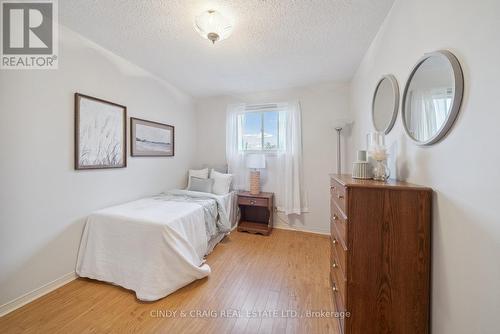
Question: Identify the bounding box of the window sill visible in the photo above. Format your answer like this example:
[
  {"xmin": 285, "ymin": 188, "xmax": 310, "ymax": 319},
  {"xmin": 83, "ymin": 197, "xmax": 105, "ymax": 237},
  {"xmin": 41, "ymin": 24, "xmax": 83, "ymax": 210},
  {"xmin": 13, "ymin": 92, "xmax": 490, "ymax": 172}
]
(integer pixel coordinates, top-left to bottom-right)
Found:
[{"xmin": 239, "ymin": 150, "xmax": 279, "ymax": 157}]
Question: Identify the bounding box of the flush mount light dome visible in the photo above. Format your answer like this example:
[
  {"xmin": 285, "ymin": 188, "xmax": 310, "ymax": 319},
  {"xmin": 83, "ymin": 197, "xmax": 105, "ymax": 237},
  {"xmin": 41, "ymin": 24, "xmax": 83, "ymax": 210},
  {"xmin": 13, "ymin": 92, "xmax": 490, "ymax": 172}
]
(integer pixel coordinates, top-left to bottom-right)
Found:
[{"xmin": 194, "ymin": 10, "xmax": 233, "ymax": 44}]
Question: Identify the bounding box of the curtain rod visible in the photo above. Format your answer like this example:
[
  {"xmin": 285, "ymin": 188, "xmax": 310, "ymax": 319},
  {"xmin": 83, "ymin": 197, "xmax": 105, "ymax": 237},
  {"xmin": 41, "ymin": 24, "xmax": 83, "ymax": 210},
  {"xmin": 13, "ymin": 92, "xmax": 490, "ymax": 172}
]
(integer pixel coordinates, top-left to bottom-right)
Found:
[{"xmin": 244, "ymin": 103, "xmax": 279, "ymax": 111}]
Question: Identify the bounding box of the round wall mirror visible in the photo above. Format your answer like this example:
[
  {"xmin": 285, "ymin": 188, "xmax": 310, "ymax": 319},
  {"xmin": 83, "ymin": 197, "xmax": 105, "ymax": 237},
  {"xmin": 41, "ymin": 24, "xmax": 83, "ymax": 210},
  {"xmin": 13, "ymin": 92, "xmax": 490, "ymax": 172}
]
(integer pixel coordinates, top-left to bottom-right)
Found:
[
  {"xmin": 402, "ymin": 50, "xmax": 464, "ymax": 145},
  {"xmin": 372, "ymin": 75, "xmax": 399, "ymax": 134}
]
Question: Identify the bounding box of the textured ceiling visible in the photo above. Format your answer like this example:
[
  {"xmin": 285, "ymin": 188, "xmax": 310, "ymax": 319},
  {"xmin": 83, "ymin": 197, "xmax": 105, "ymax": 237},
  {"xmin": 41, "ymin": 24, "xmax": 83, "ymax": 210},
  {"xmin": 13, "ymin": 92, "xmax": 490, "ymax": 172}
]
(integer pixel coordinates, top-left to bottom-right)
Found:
[{"xmin": 60, "ymin": 0, "xmax": 394, "ymax": 97}]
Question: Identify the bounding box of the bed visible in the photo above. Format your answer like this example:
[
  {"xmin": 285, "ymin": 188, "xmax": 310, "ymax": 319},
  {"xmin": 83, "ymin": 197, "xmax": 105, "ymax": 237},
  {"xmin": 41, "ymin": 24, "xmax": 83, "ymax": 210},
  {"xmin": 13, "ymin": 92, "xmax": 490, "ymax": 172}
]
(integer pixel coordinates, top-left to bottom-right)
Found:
[{"xmin": 76, "ymin": 189, "xmax": 237, "ymax": 301}]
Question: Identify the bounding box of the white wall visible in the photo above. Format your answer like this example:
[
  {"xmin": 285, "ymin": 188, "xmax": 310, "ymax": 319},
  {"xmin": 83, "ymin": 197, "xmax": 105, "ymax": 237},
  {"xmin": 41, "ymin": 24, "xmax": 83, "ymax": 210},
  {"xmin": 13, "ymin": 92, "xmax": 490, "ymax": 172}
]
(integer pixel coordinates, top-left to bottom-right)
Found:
[
  {"xmin": 350, "ymin": 0, "xmax": 500, "ymax": 333},
  {"xmin": 195, "ymin": 82, "xmax": 351, "ymax": 234},
  {"xmin": 0, "ymin": 26, "xmax": 196, "ymax": 310}
]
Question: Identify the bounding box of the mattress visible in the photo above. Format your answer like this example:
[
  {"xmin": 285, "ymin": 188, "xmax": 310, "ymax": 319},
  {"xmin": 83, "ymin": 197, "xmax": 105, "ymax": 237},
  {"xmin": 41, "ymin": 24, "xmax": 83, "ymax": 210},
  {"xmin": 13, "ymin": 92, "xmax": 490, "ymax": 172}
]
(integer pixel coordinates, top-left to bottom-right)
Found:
[{"xmin": 76, "ymin": 190, "xmax": 236, "ymax": 301}]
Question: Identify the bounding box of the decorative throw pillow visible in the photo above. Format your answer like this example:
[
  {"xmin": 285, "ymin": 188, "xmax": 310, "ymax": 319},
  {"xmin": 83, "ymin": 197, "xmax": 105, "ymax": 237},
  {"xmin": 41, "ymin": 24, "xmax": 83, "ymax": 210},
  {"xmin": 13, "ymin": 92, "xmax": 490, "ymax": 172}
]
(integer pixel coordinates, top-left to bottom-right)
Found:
[
  {"xmin": 187, "ymin": 168, "xmax": 209, "ymax": 188},
  {"xmin": 188, "ymin": 177, "xmax": 214, "ymax": 193},
  {"xmin": 210, "ymin": 169, "xmax": 233, "ymax": 195}
]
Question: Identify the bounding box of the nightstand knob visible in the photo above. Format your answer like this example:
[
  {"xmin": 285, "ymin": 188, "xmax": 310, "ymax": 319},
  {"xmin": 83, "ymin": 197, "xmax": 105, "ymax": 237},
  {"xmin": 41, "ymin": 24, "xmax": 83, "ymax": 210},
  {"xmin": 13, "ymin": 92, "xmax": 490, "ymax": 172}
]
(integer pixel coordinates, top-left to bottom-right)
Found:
[
  {"xmin": 332, "ymin": 285, "xmax": 338, "ymax": 292},
  {"xmin": 250, "ymin": 200, "xmax": 256, "ymax": 205},
  {"xmin": 332, "ymin": 262, "xmax": 338, "ymax": 268},
  {"xmin": 337, "ymin": 194, "xmax": 344, "ymax": 200},
  {"xmin": 332, "ymin": 238, "xmax": 337, "ymax": 245},
  {"xmin": 332, "ymin": 214, "xmax": 338, "ymax": 221}
]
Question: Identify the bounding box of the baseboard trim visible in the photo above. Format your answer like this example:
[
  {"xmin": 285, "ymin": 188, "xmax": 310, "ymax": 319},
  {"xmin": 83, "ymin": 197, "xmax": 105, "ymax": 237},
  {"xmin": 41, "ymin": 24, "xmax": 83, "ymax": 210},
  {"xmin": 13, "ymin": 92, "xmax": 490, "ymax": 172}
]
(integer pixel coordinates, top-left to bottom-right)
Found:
[
  {"xmin": 0, "ymin": 271, "xmax": 77, "ymax": 317},
  {"xmin": 273, "ymin": 221, "xmax": 330, "ymax": 236}
]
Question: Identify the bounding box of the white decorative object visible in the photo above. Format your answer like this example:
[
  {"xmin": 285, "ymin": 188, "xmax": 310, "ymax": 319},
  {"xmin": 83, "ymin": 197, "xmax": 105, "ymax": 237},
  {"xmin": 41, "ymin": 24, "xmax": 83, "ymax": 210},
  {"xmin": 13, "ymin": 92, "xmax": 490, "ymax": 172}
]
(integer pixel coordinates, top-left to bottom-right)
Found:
[
  {"xmin": 194, "ymin": 10, "xmax": 233, "ymax": 44},
  {"xmin": 246, "ymin": 154, "xmax": 266, "ymax": 195},
  {"xmin": 370, "ymin": 148, "xmax": 388, "ymax": 161},
  {"xmin": 356, "ymin": 150, "xmax": 367, "ymax": 161},
  {"xmin": 352, "ymin": 162, "xmax": 370, "ymax": 179},
  {"xmin": 367, "ymin": 132, "xmax": 391, "ymax": 181},
  {"xmin": 352, "ymin": 150, "xmax": 371, "ymax": 179},
  {"xmin": 367, "ymin": 132, "xmax": 386, "ymax": 153}
]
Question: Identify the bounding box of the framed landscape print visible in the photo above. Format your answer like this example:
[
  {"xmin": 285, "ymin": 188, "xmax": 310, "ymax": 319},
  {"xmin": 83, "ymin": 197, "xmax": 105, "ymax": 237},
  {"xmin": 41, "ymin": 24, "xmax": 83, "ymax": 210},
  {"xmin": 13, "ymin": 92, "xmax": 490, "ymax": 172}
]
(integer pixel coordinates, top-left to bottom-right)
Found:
[
  {"xmin": 74, "ymin": 93, "xmax": 127, "ymax": 170},
  {"xmin": 130, "ymin": 118, "xmax": 175, "ymax": 157}
]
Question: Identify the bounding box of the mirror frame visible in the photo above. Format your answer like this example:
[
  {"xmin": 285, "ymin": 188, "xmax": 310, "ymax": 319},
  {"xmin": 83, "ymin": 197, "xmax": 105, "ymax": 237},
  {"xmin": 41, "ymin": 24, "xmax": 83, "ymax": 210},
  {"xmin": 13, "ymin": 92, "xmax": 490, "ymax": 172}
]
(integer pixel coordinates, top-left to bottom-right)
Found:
[
  {"xmin": 402, "ymin": 50, "xmax": 464, "ymax": 146},
  {"xmin": 371, "ymin": 74, "xmax": 400, "ymax": 134}
]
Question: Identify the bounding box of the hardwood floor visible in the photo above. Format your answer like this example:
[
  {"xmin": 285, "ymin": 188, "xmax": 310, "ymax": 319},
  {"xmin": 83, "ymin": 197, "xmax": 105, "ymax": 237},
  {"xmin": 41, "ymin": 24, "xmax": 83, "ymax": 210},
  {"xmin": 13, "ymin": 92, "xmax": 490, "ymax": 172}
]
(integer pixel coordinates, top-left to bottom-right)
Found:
[{"xmin": 0, "ymin": 229, "xmax": 339, "ymax": 334}]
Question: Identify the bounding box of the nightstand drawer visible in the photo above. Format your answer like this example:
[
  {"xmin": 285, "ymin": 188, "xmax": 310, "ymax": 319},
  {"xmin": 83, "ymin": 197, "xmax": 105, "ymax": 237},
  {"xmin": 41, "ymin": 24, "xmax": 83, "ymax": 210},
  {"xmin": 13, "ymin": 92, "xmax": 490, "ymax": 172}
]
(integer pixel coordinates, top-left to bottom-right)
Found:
[{"xmin": 238, "ymin": 196, "xmax": 268, "ymax": 207}]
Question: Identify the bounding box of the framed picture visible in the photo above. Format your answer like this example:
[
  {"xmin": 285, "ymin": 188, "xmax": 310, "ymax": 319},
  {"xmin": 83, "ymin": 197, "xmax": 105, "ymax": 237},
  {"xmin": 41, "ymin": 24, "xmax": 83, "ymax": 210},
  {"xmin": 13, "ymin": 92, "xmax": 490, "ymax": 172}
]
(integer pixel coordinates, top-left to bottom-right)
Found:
[
  {"xmin": 74, "ymin": 93, "xmax": 127, "ymax": 170},
  {"xmin": 130, "ymin": 118, "xmax": 175, "ymax": 157}
]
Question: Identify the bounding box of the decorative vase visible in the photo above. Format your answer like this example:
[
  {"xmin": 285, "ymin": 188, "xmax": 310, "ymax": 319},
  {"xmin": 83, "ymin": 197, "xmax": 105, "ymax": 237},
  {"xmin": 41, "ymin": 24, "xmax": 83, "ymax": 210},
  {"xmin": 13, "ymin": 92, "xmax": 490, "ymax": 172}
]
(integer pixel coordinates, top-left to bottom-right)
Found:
[
  {"xmin": 352, "ymin": 161, "xmax": 370, "ymax": 179},
  {"xmin": 373, "ymin": 160, "xmax": 390, "ymax": 181},
  {"xmin": 352, "ymin": 150, "xmax": 371, "ymax": 179}
]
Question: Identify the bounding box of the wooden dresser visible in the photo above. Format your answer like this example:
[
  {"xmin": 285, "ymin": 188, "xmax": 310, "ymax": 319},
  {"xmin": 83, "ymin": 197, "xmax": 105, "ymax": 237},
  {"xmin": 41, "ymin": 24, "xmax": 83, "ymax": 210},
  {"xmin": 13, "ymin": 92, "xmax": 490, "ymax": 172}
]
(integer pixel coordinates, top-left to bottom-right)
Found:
[{"xmin": 329, "ymin": 174, "xmax": 432, "ymax": 334}]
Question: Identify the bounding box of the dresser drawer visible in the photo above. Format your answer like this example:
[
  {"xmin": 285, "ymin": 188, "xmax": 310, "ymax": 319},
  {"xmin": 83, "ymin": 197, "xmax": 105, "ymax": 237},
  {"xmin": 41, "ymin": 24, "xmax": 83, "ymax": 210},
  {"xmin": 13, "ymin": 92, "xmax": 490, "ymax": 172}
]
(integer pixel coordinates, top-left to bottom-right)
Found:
[
  {"xmin": 331, "ymin": 254, "xmax": 346, "ymax": 305},
  {"xmin": 330, "ymin": 218, "xmax": 335, "ymax": 238},
  {"xmin": 330, "ymin": 179, "xmax": 347, "ymax": 216},
  {"xmin": 331, "ymin": 227, "xmax": 347, "ymax": 278},
  {"xmin": 333, "ymin": 292, "xmax": 346, "ymax": 334},
  {"xmin": 331, "ymin": 267, "xmax": 347, "ymax": 333},
  {"xmin": 238, "ymin": 196, "xmax": 268, "ymax": 207},
  {"xmin": 335, "ymin": 296, "xmax": 346, "ymax": 334},
  {"xmin": 331, "ymin": 203, "xmax": 348, "ymax": 248}
]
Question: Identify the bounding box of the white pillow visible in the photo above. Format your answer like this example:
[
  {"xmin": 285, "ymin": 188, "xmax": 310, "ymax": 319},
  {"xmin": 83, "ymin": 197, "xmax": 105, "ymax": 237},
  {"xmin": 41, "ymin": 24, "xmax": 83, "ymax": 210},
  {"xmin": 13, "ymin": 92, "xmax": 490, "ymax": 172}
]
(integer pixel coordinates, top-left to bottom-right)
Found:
[
  {"xmin": 210, "ymin": 169, "xmax": 233, "ymax": 195},
  {"xmin": 187, "ymin": 168, "xmax": 209, "ymax": 188}
]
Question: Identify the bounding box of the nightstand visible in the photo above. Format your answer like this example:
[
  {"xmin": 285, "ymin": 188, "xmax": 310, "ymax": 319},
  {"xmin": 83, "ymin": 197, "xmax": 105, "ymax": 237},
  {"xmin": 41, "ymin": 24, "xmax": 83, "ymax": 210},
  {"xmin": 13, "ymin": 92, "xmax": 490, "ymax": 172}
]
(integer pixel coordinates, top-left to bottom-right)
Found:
[{"xmin": 237, "ymin": 191, "xmax": 274, "ymax": 236}]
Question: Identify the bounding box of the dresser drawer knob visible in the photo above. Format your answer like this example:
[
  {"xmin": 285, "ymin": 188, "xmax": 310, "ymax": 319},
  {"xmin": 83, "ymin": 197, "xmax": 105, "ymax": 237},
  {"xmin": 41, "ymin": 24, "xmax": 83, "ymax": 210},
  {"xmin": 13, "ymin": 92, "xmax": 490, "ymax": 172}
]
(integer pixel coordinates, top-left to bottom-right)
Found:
[
  {"xmin": 332, "ymin": 214, "xmax": 338, "ymax": 221},
  {"xmin": 250, "ymin": 200, "xmax": 256, "ymax": 205},
  {"xmin": 337, "ymin": 194, "xmax": 344, "ymax": 200},
  {"xmin": 332, "ymin": 262, "xmax": 338, "ymax": 268},
  {"xmin": 332, "ymin": 238, "xmax": 337, "ymax": 245},
  {"xmin": 332, "ymin": 284, "xmax": 338, "ymax": 292}
]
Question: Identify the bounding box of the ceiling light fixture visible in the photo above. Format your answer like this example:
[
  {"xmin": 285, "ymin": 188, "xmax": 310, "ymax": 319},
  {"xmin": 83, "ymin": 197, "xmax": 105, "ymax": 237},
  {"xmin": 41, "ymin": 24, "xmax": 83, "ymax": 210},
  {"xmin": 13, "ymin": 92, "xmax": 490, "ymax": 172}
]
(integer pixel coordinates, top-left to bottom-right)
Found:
[{"xmin": 194, "ymin": 10, "xmax": 233, "ymax": 44}]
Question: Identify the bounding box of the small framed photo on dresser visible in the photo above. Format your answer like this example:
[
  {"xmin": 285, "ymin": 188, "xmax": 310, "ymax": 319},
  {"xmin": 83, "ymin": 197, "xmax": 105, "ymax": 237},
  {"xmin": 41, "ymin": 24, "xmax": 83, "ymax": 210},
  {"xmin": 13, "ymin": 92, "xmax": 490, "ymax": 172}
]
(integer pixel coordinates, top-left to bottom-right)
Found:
[{"xmin": 130, "ymin": 118, "xmax": 175, "ymax": 157}]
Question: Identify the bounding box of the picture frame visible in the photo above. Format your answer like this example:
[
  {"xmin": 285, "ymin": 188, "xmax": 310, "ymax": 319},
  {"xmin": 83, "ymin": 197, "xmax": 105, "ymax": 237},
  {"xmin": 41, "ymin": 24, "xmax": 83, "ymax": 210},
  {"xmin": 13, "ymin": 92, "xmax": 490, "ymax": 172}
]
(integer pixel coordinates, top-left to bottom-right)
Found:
[
  {"xmin": 74, "ymin": 93, "xmax": 127, "ymax": 170},
  {"xmin": 130, "ymin": 117, "xmax": 175, "ymax": 157}
]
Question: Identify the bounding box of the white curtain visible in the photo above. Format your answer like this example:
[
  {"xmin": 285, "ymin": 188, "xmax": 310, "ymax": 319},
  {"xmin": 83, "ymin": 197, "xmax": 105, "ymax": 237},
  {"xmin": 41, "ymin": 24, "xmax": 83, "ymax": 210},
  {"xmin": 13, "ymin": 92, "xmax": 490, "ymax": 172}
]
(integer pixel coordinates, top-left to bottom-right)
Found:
[
  {"xmin": 225, "ymin": 101, "xmax": 307, "ymax": 215},
  {"xmin": 408, "ymin": 88, "xmax": 451, "ymax": 141},
  {"xmin": 226, "ymin": 103, "xmax": 247, "ymax": 190},
  {"xmin": 276, "ymin": 101, "xmax": 308, "ymax": 215}
]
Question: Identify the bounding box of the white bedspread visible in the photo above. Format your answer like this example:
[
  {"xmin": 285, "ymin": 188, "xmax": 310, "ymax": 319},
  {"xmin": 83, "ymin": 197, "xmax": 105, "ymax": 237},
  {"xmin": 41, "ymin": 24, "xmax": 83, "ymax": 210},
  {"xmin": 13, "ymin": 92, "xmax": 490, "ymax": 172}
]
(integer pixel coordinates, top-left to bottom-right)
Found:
[{"xmin": 76, "ymin": 191, "xmax": 233, "ymax": 301}]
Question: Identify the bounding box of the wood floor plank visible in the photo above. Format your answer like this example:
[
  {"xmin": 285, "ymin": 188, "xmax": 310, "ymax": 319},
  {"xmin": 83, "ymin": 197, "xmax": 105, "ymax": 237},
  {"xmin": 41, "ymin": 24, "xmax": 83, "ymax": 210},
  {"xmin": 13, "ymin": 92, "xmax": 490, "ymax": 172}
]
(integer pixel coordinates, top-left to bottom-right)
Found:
[{"xmin": 0, "ymin": 229, "xmax": 338, "ymax": 334}]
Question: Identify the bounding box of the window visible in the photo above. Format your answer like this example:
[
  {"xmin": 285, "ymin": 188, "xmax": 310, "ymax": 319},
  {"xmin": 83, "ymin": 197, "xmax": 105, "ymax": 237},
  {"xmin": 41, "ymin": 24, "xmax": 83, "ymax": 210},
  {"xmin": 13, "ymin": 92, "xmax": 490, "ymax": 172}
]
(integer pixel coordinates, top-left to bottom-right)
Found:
[{"xmin": 238, "ymin": 110, "xmax": 280, "ymax": 151}]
